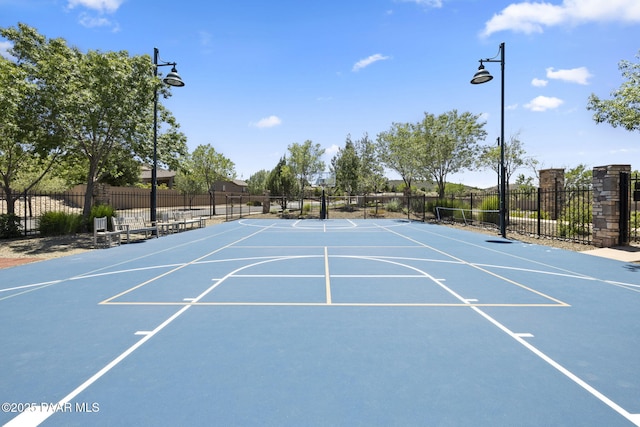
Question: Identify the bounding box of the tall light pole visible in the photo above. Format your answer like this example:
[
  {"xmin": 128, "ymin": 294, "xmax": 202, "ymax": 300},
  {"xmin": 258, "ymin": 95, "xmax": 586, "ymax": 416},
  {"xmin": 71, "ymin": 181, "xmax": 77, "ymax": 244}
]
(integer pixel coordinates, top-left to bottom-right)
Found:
[
  {"xmin": 471, "ymin": 42, "xmax": 506, "ymax": 238},
  {"xmin": 152, "ymin": 47, "xmax": 185, "ymax": 223}
]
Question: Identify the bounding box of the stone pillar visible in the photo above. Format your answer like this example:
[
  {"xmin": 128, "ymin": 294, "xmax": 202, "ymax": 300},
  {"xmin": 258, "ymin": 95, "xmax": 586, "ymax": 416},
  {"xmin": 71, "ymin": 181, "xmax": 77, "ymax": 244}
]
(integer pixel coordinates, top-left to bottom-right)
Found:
[
  {"xmin": 262, "ymin": 190, "xmax": 271, "ymax": 214},
  {"xmin": 93, "ymin": 183, "xmax": 111, "ymax": 206},
  {"xmin": 592, "ymin": 164, "xmax": 631, "ymax": 248},
  {"xmin": 539, "ymin": 169, "xmax": 564, "ymax": 220}
]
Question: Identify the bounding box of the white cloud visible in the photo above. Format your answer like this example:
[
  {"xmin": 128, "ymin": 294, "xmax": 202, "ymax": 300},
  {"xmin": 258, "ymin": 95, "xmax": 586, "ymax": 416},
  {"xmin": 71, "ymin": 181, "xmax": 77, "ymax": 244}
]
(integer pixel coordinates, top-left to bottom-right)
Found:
[
  {"xmin": 79, "ymin": 13, "xmax": 113, "ymax": 28},
  {"xmin": 325, "ymin": 144, "xmax": 340, "ymax": 156},
  {"xmin": 352, "ymin": 54, "xmax": 390, "ymax": 72},
  {"xmin": 481, "ymin": 0, "xmax": 640, "ymax": 37},
  {"xmin": 395, "ymin": 0, "xmax": 443, "ymax": 8},
  {"xmin": 199, "ymin": 31, "xmax": 213, "ymax": 48},
  {"xmin": 0, "ymin": 41, "xmax": 14, "ymax": 60},
  {"xmin": 546, "ymin": 66, "xmax": 592, "ymax": 85},
  {"xmin": 251, "ymin": 115, "xmax": 282, "ymax": 129},
  {"xmin": 531, "ymin": 78, "xmax": 548, "ymax": 87},
  {"xmin": 524, "ymin": 96, "xmax": 564, "ymax": 112},
  {"xmin": 67, "ymin": 0, "xmax": 124, "ymax": 13}
]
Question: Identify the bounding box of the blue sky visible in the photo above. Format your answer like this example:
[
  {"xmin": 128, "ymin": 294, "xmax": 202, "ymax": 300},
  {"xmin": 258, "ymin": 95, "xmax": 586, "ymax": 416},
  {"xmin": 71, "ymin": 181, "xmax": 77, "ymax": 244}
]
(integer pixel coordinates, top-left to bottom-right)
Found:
[{"xmin": 1, "ymin": 0, "xmax": 639, "ymax": 188}]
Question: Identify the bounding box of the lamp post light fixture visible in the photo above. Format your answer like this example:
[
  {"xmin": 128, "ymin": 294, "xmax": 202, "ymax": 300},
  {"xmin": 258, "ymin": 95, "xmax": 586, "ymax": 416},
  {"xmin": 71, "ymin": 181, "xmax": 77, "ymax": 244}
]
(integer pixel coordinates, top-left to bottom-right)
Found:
[
  {"xmin": 151, "ymin": 47, "xmax": 185, "ymax": 224},
  {"xmin": 471, "ymin": 42, "xmax": 506, "ymax": 238}
]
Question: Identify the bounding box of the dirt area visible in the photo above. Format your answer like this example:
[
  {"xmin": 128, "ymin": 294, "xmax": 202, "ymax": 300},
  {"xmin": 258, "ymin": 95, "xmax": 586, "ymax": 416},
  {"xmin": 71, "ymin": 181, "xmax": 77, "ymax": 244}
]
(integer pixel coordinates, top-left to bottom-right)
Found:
[{"xmin": 0, "ymin": 215, "xmax": 597, "ymax": 269}]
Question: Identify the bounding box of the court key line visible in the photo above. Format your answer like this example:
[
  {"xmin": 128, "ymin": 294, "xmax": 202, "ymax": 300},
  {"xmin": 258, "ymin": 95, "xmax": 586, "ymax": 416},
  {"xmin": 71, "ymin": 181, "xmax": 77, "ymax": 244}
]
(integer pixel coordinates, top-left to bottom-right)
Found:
[
  {"xmin": 101, "ymin": 253, "xmax": 566, "ymax": 308},
  {"xmin": 379, "ymin": 224, "xmax": 569, "ymax": 307}
]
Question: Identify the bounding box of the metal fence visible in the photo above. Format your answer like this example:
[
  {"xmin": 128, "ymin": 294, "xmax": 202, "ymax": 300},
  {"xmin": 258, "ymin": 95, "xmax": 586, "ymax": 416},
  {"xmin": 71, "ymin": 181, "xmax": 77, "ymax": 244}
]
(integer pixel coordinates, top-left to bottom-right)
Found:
[
  {"xmin": 0, "ymin": 189, "xmax": 219, "ymax": 235},
  {"xmin": 439, "ymin": 186, "xmax": 593, "ymax": 245},
  {"xmin": 225, "ymin": 194, "xmax": 429, "ymax": 222},
  {"xmin": 2, "ymin": 183, "xmax": 636, "ymax": 245},
  {"xmin": 227, "ymin": 188, "xmax": 596, "ymax": 245}
]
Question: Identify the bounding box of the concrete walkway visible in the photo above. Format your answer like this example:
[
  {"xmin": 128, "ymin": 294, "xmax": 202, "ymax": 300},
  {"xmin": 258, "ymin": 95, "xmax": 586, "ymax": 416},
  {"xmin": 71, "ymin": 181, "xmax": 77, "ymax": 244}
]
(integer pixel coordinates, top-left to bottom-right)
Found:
[{"xmin": 582, "ymin": 245, "xmax": 640, "ymax": 263}]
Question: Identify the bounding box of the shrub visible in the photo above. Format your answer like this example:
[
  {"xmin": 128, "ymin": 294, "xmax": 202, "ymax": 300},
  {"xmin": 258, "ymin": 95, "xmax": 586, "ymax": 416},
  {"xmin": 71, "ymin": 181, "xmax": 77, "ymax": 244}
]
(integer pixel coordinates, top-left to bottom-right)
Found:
[
  {"xmin": 39, "ymin": 211, "xmax": 83, "ymax": 236},
  {"xmin": 89, "ymin": 204, "xmax": 116, "ymax": 232},
  {"xmin": 302, "ymin": 203, "xmax": 311, "ymax": 214},
  {"xmin": 530, "ymin": 210, "xmax": 550, "ymax": 220},
  {"xmin": 558, "ymin": 203, "xmax": 592, "ymax": 237},
  {"xmin": 385, "ymin": 198, "xmax": 403, "ymax": 212},
  {"xmin": 0, "ymin": 213, "xmax": 22, "ymax": 238},
  {"xmin": 631, "ymin": 211, "xmax": 640, "ymax": 229},
  {"xmin": 478, "ymin": 196, "xmax": 500, "ymax": 225}
]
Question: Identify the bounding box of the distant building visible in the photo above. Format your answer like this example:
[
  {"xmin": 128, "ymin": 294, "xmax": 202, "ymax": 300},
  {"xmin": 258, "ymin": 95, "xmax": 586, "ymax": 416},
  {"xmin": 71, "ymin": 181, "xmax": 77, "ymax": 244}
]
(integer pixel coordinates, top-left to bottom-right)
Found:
[
  {"xmin": 139, "ymin": 165, "xmax": 176, "ymax": 188},
  {"xmin": 211, "ymin": 179, "xmax": 248, "ymax": 193}
]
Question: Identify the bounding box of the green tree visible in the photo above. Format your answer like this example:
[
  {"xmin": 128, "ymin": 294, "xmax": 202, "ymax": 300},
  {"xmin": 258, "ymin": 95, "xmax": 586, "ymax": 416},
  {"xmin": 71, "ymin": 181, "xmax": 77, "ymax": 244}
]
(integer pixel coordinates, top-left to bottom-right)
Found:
[
  {"xmin": 287, "ymin": 140, "xmax": 325, "ymax": 197},
  {"xmin": 174, "ymin": 160, "xmax": 206, "ymax": 209},
  {"xmin": 267, "ymin": 157, "xmax": 296, "ymax": 209},
  {"xmin": 515, "ymin": 174, "xmax": 536, "ymax": 193},
  {"xmin": 376, "ymin": 122, "xmax": 421, "ymax": 191},
  {"xmin": 477, "ymin": 132, "xmax": 537, "ymax": 191},
  {"xmin": 588, "ymin": 50, "xmax": 640, "ymax": 132},
  {"xmin": 355, "ymin": 133, "xmax": 386, "ymax": 194},
  {"xmin": 331, "ymin": 135, "xmax": 360, "ymax": 197},
  {"xmin": 67, "ymin": 49, "xmax": 187, "ymax": 219},
  {"xmin": 415, "ymin": 110, "xmax": 487, "ymax": 198},
  {"xmin": 175, "ymin": 144, "xmax": 235, "ymax": 209},
  {"xmin": 0, "ymin": 24, "xmax": 71, "ymax": 214},
  {"xmin": 190, "ymin": 144, "xmax": 236, "ymax": 191},
  {"xmin": 2, "ymin": 24, "xmax": 188, "ymax": 220},
  {"xmin": 247, "ymin": 169, "xmax": 270, "ymax": 195},
  {"xmin": 564, "ymin": 164, "xmax": 592, "ymax": 189}
]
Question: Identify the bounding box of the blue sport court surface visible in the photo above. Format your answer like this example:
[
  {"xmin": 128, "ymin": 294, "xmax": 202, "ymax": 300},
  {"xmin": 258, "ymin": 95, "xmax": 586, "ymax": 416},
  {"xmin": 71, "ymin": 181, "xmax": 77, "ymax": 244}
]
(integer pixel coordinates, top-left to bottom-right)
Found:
[{"xmin": 1, "ymin": 219, "xmax": 640, "ymax": 426}]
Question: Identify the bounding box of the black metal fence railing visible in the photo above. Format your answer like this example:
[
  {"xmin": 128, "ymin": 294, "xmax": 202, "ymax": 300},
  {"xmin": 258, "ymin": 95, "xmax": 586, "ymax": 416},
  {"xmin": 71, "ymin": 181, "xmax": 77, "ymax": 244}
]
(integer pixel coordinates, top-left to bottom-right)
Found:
[
  {"xmin": 445, "ymin": 187, "xmax": 593, "ymax": 245},
  {"xmin": 226, "ymin": 194, "xmax": 428, "ymax": 222},
  {"xmin": 2, "ymin": 184, "xmax": 636, "ymax": 245},
  {"xmin": 0, "ymin": 189, "xmax": 219, "ymax": 235}
]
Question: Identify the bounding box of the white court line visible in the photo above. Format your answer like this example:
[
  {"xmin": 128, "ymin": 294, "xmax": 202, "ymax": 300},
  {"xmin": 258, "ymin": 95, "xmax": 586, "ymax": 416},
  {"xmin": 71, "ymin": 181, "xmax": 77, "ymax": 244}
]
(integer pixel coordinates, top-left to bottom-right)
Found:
[
  {"xmin": 0, "ymin": 280, "xmax": 62, "ymax": 293},
  {"xmin": 0, "ymin": 280, "xmax": 65, "ymax": 302},
  {"xmin": 4, "ymin": 303, "xmax": 193, "ymax": 427},
  {"xmin": 378, "ymin": 222, "xmax": 640, "ymax": 426},
  {"xmin": 0, "ymin": 223, "xmax": 251, "ymax": 303},
  {"xmin": 325, "ymin": 247, "xmax": 332, "ymax": 304},
  {"xmin": 378, "ymin": 225, "xmax": 568, "ymax": 306},
  {"xmin": 473, "ymin": 306, "xmax": 640, "ymax": 426},
  {"xmin": 3, "ymin": 224, "xmax": 275, "ymax": 427},
  {"xmin": 407, "ymin": 223, "xmax": 620, "ymax": 285}
]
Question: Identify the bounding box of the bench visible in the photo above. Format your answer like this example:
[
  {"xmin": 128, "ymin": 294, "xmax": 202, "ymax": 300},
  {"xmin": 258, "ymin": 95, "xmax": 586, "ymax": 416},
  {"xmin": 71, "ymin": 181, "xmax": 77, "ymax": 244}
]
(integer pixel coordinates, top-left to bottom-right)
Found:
[
  {"xmin": 93, "ymin": 216, "xmax": 121, "ymax": 248},
  {"xmin": 158, "ymin": 211, "xmax": 206, "ymax": 233},
  {"xmin": 113, "ymin": 216, "xmax": 158, "ymax": 243},
  {"xmin": 173, "ymin": 211, "xmax": 206, "ymax": 230}
]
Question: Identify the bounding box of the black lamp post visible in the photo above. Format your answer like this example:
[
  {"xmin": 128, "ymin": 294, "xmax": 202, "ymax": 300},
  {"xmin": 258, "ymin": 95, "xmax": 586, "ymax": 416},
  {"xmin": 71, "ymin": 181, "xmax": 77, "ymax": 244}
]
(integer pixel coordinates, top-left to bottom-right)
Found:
[
  {"xmin": 151, "ymin": 47, "xmax": 185, "ymax": 223},
  {"xmin": 471, "ymin": 42, "xmax": 506, "ymax": 238}
]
